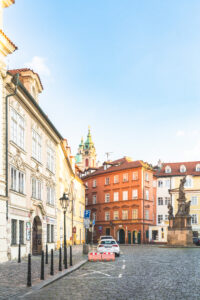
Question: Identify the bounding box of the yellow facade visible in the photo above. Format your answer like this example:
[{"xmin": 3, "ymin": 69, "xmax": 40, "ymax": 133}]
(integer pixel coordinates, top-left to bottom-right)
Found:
[
  {"xmin": 56, "ymin": 141, "xmax": 85, "ymax": 248},
  {"xmin": 171, "ymin": 175, "xmax": 200, "ymax": 235}
]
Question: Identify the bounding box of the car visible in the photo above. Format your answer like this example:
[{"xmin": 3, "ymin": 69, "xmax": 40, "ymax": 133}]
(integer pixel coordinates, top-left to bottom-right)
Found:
[
  {"xmin": 97, "ymin": 239, "xmax": 120, "ymax": 256},
  {"xmin": 100, "ymin": 235, "xmax": 113, "ymax": 240}
]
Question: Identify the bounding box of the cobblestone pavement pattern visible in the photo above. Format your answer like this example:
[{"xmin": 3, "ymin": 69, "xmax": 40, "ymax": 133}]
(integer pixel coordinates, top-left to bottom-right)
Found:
[
  {"xmin": 0, "ymin": 245, "xmax": 86, "ymax": 300},
  {"xmin": 21, "ymin": 245, "xmax": 200, "ymax": 300}
]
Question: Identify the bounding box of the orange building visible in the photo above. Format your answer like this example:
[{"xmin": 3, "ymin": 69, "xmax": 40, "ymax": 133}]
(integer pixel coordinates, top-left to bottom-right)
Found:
[{"xmin": 82, "ymin": 157, "xmax": 157, "ymax": 244}]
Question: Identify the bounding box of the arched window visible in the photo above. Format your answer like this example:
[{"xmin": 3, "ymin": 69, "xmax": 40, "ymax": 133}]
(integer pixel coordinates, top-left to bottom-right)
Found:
[
  {"xmin": 196, "ymin": 164, "xmax": 200, "ymax": 172},
  {"xmin": 165, "ymin": 166, "xmax": 171, "ymax": 173},
  {"xmin": 184, "ymin": 176, "xmax": 192, "ymax": 188},
  {"xmin": 180, "ymin": 165, "xmax": 186, "ymax": 173},
  {"xmin": 85, "ymin": 158, "xmax": 89, "ymax": 167}
]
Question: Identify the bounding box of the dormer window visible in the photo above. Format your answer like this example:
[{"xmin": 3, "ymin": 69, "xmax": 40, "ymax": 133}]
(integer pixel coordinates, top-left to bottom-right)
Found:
[
  {"xmin": 165, "ymin": 166, "xmax": 171, "ymax": 174},
  {"xmin": 180, "ymin": 165, "xmax": 186, "ymax": 173},
  {"xmin": 196, "ymin": 164, "xmax": 200, "ymax": 172}
]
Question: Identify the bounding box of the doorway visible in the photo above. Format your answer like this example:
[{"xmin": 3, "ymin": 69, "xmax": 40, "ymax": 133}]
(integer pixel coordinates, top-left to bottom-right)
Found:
[
  {"xmin": 32, "ymin": 216, "xmax": 42, "ymax": 255},
  {"xmin": 118, "ymin": 229, "xmax": 125, "ymax": 244},
  {"xmin": 128, "ymin": 231, "xmax": 131, "ymax": 244}
]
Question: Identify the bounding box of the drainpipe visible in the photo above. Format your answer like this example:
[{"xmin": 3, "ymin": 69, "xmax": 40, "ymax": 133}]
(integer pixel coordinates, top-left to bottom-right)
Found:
[{"xmin": 5, "ymin": 73, "xmax": 19, "ymax": 219}]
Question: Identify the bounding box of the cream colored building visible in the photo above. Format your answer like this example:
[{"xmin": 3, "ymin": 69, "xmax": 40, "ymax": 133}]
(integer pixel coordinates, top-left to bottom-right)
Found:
[
  {"xmin": 5, "ymin": 68, "xmax": 63, "ymax": 260},
  {"xmin": 0, "ymin": 0, "xmax": 17, "ymax": 262},
  {"xmin": 56, "ymin": 140, "xmax": 85, "ymax": 248}
]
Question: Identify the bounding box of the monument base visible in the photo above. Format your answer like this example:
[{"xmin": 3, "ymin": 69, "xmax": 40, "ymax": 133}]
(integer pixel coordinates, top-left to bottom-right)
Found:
[{"xmin": 167, "ymin": 228, "xmax": 193, "ymax": 246}]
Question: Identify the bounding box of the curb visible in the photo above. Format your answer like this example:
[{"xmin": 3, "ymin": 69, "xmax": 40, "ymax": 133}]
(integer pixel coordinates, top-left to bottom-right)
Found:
[{"xmin": 17, "ymin": 259, "xmax": 88, "ymax": 299}]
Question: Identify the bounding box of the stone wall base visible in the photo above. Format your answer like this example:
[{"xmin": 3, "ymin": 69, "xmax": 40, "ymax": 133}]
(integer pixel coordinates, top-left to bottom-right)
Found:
[{"xmin": 167, "ymin": 229, "xmax": 193, "ymax": 246}]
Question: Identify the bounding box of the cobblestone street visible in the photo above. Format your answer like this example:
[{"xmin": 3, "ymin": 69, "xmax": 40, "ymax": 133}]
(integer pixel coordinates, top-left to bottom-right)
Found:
[
  {"xmin": 20, "ymin": 245, "xmax": 200, "ymax": 300},
  {"xmin": 0, "ymin": 245, "xmax": 86, "ymax": 300}
]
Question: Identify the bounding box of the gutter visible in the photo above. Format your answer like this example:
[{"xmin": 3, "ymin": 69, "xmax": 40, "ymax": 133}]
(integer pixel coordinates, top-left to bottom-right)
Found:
[{"xmin": 5, "ymin": 73, "xmax": 19, "ymax": 219}]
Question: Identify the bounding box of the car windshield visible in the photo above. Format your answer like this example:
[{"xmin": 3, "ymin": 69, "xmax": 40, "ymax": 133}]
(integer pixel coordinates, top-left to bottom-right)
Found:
[{"xmin": 101, "ymin": 240, "xmax": 116, "ymax": 245}]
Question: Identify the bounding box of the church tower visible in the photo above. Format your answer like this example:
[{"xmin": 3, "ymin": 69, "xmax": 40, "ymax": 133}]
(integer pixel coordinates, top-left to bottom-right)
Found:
[{"xmin": 76, "ymin": 127, "xmax": 97, "ymax": 171}]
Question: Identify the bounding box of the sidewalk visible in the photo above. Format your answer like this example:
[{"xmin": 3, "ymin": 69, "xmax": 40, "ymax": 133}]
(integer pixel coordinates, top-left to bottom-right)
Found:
[{"xmin": 0, "ymin": 245, "xmax": 88, "ymax": 300}]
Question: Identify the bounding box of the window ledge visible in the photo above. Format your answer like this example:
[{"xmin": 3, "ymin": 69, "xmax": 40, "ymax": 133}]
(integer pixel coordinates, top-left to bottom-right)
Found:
[
  {"xmin": 31, "ymin": 157, "xmax": 42, "ymax": 166},
  {"xmin": 9, "ymin": 141, "xmax": 26, "ymax": 154},
  {"xmin": 46, "ymin": 168, "xmax": 55, "ymax": 175},
  {"xmin": 10, "ymin": 189, "xmax": 26, "ymax": 197},
  {"xmin": 46, "ymin": 203, "xmax": 55, "ymax": 208}
]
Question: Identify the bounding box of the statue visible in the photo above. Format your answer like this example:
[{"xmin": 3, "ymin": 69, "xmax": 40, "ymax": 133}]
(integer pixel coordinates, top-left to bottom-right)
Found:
[
  {"xmin": 168, "ymin": 202, "xmax": 173, "ymax": 219},
  {"xmin": 185, "ymin": 201, "xmax": 191, "ymax": 216},
  {"xmin": 179, "ymin": 176, "xmax": 186, "ymax": 201}
]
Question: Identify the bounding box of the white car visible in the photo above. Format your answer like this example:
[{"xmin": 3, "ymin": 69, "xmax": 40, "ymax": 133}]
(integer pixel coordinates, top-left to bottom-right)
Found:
[{"xmin": 97, "ymin": 239, "xmax": 120, "ymax": 256}]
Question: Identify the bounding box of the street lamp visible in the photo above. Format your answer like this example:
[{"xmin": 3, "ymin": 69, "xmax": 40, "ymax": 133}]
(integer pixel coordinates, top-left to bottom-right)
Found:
[{"xmin": 59, "ymin": 192, "xmax": 69, "ymax": 269}]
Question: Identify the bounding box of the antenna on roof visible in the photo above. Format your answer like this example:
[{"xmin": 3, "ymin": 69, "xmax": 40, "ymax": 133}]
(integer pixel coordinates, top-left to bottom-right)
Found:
[{"xmin": 105, "ymin": 152, "xmax": 113, "ymax": 161}]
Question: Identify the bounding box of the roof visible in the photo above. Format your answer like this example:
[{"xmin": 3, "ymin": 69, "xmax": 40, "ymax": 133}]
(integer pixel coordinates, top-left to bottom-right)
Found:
[
  {"xmin": 156, "ymin": 161, "xmax": 200, "ymax": 177},
  {"xmin": 0, "ymin": 29, "xmax": 17, "ymax": 50},
  {"xmin": 8, "ymin": 68, "xmax": 43, "ymax": 90},
  {"xmin": 7, "ymin": 71, "xmax": 63, "ymax": 140},
  {"xmin": 82, "ymin": 157, "xmax": 151, "ymax": 179}
]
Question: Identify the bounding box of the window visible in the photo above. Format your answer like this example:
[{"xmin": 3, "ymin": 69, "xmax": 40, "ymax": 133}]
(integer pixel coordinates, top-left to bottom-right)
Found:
[
  {"xmin": 47, "ymin": 146, "xmax": 55, "ymax": 173},
  {"xmin": 145, "ymin": 210, "xmax": 149, "ymax": 220},
  {"xmin": 180, "ymin": 165, "xmax": 186, "ymax": 173},
  {"xmin": 47, "ymin": 187, "xmax": 55, "ymax": 205},
  {"xmin": 105, "ymin": 193, "xmax": 110, "ymax": 203},
  {"xmin": 192, "ymin": 214, "xmax": 198, "ymax": 224},
  {"xmin": 132, "ymin": 172, "xmax": 138, "ymax": 180},
  {"xmin": 114, "ymin": 175, "xmax": 119, "ymax": 184},
  {"xmin": 79, "ymin": 205, "xmax": 82, "ymax": 217},
  {"xmin": 51, "ymin": 225, "xmax": 54, "ymax": 242},
  {"xmin": 158, "ymin": 180, "xmax": 163, "ymax": 188},
  {"xmin": 122, "ymin": 210, "xmax": 128, "ymax": 220},
  {"xmin": 158, "ymin": 197, "xmax": 163, "ymax": 205},
  {"xmin": 196, "ymin": 164, "xmax": 200, "ymax": 172},
  {"xmin": 85, "ymin": 182, "xmax": 88, "ymax": 188},
  {"xmin": 105, "ymin": 211, "xmax": 110, "ymax": 221},
  {"xmin": 92, "ymin": 180, "xmax": 97, "ymax": 188},
  {"xmin": 165, "ymin": 215, "xmax": 168, "ymax": 221},
  {"xmin": 113, "ymin": 211, "xmax": 119, "ymax": 220},
  {"xmin": 47, "ymin": 224, "xmax": 50, "ymax": 242},
  {"xmin": 165, "ymin": 180, "xmax": 170, "ymax": 188},
  {"xmin": 158, "ymin": 215, "xmax": 163, "ymax": 224},
  {"xmin": 32, "ymin": 130, "xmax": 41, "ymax": 162},
  {"xmin": 105, "ymin": 177, "xmax": 110, "ymax": 185},
  {"xmin": 123, "ymin": 173, "xmax": 128, "ymax": 182},
  {"xmin": 114, "ymin": 192, "xmax": 119, "ymax": 201},
  {"xmin": 92, "ymin": 195, "xmax": 97, "ymax": 204},
  {"xmin": 19, "ymin": 220, "xmax": 24, "ymax": 244},
  {"xmin": 11, "ymin": 166, "xmax": 25, "ymax": 194},
  {"xmin": 92, "ymin": 212, "xmax": 96, "ymax": 221},
  {"xmin": 165, "ymin": 166, "xmax": 171, "ymax": 173},
  {"xmin": 145, "ymin": 173, "xmax": 149, "ymax": 181},
  {"xmin": 145, "ymin": 190, "xmax": 149, "ymax": 200},
  {"xmin": 85, "ymin": 196, "xmax": 88, "ymax": 206},
  {"xmin": 132, "ymin": 209, "xmax": 138, "ymax": 219},
  {"xmin": 191, "ymin": 196, "xmax": 198, "ymax": 205},
  {"xmin": 184, "ymin": 177, "xmax": 192, "ymax": 188},
  {"xmin": 165, "ymin": 197, "xmax": 170, "ymax": 205},
  {"xmin": 11, "ymin": 108, "xmax": 25, "ymax": 149},
  {"xmin": 132, "ymin": 189, "xmax": 138, "ymax": 199},
  {"xmin": 11, "ymin": 219, "xmax": 17, "ymax": 245},
  {"xmin": 123, "ymin": 191, "xmax": 128, "ymax": 200},
  {"xmin": 32, "ymin": 178, "xmax": 41, "ymax": 200}
]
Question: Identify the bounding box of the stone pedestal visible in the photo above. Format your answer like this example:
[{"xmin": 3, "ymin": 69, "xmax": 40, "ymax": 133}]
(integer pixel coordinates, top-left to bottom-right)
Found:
[{"xmin": 167, "ymin": 215, "xmax": 193, "ymax": 246}]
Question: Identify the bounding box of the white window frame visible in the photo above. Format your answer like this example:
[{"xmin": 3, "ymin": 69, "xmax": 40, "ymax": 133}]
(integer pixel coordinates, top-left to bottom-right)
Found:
[
  {"xmin": 85, "ymin": 196, "xmax": 88, "ymax": 206},
  {"xmin": 11, "ymin": 166, "xmax": 25, "ymax": 194},
  {"xmin": 165, "ymin": 197, "xmax": 170, "ymax": 205},
  {"xmin": 113, "ymin": 211, "xmax": 119, "ymax": 220},
  {"xmin": 123, "ymin": 190, "xmax": 128, "ymax": 201},
  {"xmin": 122, "ymin": 210, "xmax": 128, "ymax": 220},
  {"xmin": 158, "ymin": 180, "xmax": 163, "ymax": 188},
  {"xmin": 132, "ymin": 172, "xmax": 138, "ymax": 180},
  {"xmin": 132, "ymin": 189, "xmax": 138, "ymax": 199},
  {"xmin": 47, "ymin": 146, "xmax": 55, "ymax": 173},
  {"xmin": 165, "ymin": 166, "xmax": 171, "ymax": 173},
  {"xmin": 92, "ymin": 180, "xmax": 97, "ymax": 188},
  {"xmin": 191, "ymin": 196, "xmax": 198, "ymax": 206},
  {"xmin": 47, "ymin": 186, "xmax": 55, "ymax": 205},
  {"xmin": 105, "ymin": 211, "xmax": 110, "ymax": 221},
  {"xmin": 180, "ymin": 165, "xmax": 186, "ymax": 173},
  {"xmin": 114, "ymin": 175, "xmax": 119, "ymax": 184},
  {"xmin": 105, "ymin": 177, "xmax": 110, "ymax": 185},
  {"xmin": 105, "ymin": 193, "xmax": 110, "ymax": 203},
  {"xmin": 191, "ymin": 214, "xmax": 198, "ymax": 224},
  {"xmin": 32, "ymin": 178, "xmax": 42, "ymax": 200},
  {"xmin": 145, "ymin": 173, "xmax": 149, "ymax": 181},
  {"xmin": 146, "ymin": 190, "xmax": 149, "ymax": 200},
  {"xmin": 32, "ymin": 129, "xmax": 41, "ymax": 162},
  {"xmin": 113, "ymin": 192, "xmax": 119, "ymax": 202},
  {"xmin": 11, "ymin": 108, "xmax": 25, "ymax": 149},
  {"xmin": 158, "ymin": 215, "xmax": 163, "ymax": 224},
  {"xmin": 92, "ymin": 195, "xmax": 97, "ymax": 204},
  {"xmin": 132, "ymin": 209, "xmax": 138, "ymax": 220},
  {"xmin": 196, "ymin": 164, "xmax": 200, "ymax": 172},
  {"xmin": 123, "ymin": 173, "xmax": 128, "ymax": 182},
  {"xmin": 158, "ymin": 197, "xmax": 163, "ymax": 205},
  {"xmin": 145, "ymin": 210, "xmax": 149, "ymax": 220}
]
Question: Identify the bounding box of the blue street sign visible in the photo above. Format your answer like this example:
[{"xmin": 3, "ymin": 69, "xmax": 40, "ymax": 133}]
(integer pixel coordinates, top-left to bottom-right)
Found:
[
  {"xmin": 84, "ymin": 210, "xmax": 91, "ymax": 219},
  {"xmin": 92, "ymin": 219, "xmax": 95, "ymax": 226}
]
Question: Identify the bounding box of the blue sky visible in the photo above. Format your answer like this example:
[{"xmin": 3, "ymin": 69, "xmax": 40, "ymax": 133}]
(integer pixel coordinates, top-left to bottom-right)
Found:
[{"xmin": 4, "ymin": 0, "xmax": 200, "ymax": 165}]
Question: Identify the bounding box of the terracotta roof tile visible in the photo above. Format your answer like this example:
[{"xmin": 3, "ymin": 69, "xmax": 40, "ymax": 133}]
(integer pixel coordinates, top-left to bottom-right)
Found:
[
  {"xmin": 83, "ymin": 157, "xmax": 145, "ymax": 179},
  {"xmin": 156, "ymin": 161, "xmax": 200, "ymax": 177}
]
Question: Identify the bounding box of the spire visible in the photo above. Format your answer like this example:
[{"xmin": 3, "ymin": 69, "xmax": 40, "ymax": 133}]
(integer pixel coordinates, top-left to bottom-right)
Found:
[
  {"xmin": 79, "ymin": 136, "xmax": 84, "ymax": 148},
  {"xmin": 84, "ymin": 126, "xmax": 94, "ymax": 149}
]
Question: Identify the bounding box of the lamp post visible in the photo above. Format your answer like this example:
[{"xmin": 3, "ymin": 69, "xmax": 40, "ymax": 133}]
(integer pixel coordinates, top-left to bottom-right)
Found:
[{"xmin": 59, "ymin": 193, "xmax": 69, "ymax": 269}]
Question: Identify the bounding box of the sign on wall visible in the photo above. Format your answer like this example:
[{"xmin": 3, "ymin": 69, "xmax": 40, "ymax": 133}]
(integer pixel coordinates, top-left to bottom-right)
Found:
[{"xmin": 26, "ymin": 222, "xmax": 31, "ymax": 241}]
